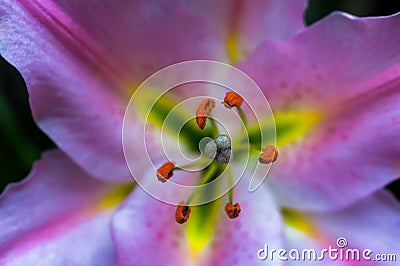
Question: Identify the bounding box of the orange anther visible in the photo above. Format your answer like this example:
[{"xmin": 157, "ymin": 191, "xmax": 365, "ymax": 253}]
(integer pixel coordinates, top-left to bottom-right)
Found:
[
  {"xmin": 175, "ymin": 203, "xmax": 191, "ymax": 224},
  {"xmin": 222, "ymin": 91, "xmax": 243, "ymax": 109},
  {"xmin": 196, "ymin": 98, "xmax": 215, "ymax": 130},
  {"xmin": 156, "ymin": 161, "xmax": 174, "ymax": 183},
  {"xmin": 225, "ymin": 202, "xmax": 241, "ymax": 219},
  {"xmin": 259, "ymin": 145, "xmax": 278, "ymax": 164}
]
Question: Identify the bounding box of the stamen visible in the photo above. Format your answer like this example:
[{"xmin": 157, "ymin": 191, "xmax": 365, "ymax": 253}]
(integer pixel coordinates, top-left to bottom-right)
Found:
[
  {"xmin": 222, "ymin": 91, "xmax": 247, "ymax": 128},
  {"xmin": 208, "ymin": 117, "xmax": 219, "ymax": 137},
  {"xmin": 222, "ymin": 91, "xmax": 243, "ymax": 109},
  {"xmin": 156, "ymin": 161, "xmax": 175, "ymax": 183},
  {"xmin": 225, "ymin": 168, "xmax": 240, "ymax": 219},
  {"xmin": 236, "ymin": 105, "xmax": 247, "ymax": 127},
  {"xmin": 226, "ymin": 168, "xmax": 234, "ymax": 203},
  {"xmin": 196, "ymin": 98, "xmax": 215, "ymax": 130},
  {"xmin": 259, "ymin": 145, "xmax": 278, "ymax": 164},
  {"xmin": 225, "ymin": 202, "xmax": 241, "ymax": 219},
  {"xmin": 175, "ymin": 203, "xmax": 191, "ymax": 224}
]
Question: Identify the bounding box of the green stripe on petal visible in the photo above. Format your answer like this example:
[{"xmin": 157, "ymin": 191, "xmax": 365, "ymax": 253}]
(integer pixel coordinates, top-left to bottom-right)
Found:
[
  {"xmin": 281, "ymin": 208, "xmax": 315, "ymax": 237},
  {"xmin": 99, "ymin": 183, "xmax": 135, "ymax": 209},
  {"xmin": 134, "ymin": 89, "xmax": 214, "ymax": 152},
  {"xmin": 185, "ymin": 162, "xmax": 224, "ymax": 257},
  {"xmin": 245, "ymin": 111, "xmax": 321, "ymax": 148},
  {"xmin": 275, "ymin": 111, "xmax": 321, "ymax": 147},
  {"xmin": 186, "ymin": 201, "xmax": 221, "ymax": 257}
]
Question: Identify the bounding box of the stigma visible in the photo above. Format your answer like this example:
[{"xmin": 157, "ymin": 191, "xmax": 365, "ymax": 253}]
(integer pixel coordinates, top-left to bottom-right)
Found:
[{"xmin": 205, "ymin": 134, "xmax": 232, "ymax": 163}]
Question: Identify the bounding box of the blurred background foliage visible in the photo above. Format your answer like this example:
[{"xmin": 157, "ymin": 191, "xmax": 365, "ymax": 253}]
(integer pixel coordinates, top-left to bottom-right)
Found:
[{"xmin": 1, "ymin": 0, "xmax": 399, "ymax": 196}]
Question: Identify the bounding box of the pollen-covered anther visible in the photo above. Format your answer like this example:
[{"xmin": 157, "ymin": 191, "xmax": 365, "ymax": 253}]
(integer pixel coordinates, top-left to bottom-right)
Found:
[
  {"xmin": 222, "ymin": 91, "xmax": 243, "ymax": 109},
  {"xmin": 196, "ymin": 98, "xmax": 215, "ymax": 130},
  {"xmin": 156, "ymin": 161, "xmax": 174, "ymax": 183},
  {"xmin": 225, "ymin": 202, "xmax": 241, "ymax": 219},
  {"xmin": 259, "ymin": 145, "xmax": 278, "ymax": 164},
  {"xmin": 175, "ymin": 203, "xmax": 191, "ymax": 224}
]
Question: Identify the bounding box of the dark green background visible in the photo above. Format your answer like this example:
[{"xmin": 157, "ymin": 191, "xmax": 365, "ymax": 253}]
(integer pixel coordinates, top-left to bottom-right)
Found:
[{"xmin": 1, "ymin": 0, "xmax": 399, "ymax": 197}]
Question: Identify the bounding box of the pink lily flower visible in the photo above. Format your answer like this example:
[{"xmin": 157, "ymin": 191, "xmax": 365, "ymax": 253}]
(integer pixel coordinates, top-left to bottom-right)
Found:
[{"xmin": 1, "ymin": 1, "xmax": 399, "ymax": 265}]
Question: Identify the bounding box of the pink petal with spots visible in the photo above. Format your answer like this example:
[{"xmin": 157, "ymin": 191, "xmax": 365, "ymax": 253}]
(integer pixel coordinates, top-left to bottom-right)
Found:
[
  {"xmin": 111, "ymin": 172, "xmax": 284, "ymax": 265},
  {"xmin": 110, "ymin": 188, "xmax": 188, "ymax": 266},
  {"xmin": 313, "ymin": 190, "xmax": 400, "ymax": 265},
  {"xmin": 201, "ymin": 178, "xmax": 284, "ymax": 266},
  {"xmin": 239, "ymin": 12, "xmax": 400, "ymax": 210},
  {"xmin": 0, "ymin": 0, "xmax": 224, "ymax": 182},
  {"xmin": 0, "ymin": 150, "xmax": 117, "ymax": 265}
]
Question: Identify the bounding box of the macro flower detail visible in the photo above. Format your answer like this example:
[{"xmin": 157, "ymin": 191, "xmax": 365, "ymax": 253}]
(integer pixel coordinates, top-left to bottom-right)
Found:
[
  {"xmin": 155, "ymin": 91, "xmax": 252, "ymax": 223},
  {"xmin": 0, "ymin": 1, "xmax": 400, "ymax": 265}
]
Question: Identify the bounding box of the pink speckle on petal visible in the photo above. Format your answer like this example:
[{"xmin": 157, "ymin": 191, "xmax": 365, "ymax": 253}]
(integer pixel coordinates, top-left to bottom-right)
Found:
[
  {"xmin": 156, "ymin": 231, "xmax": 164, "ymax": 240},
  {"xmin": 280, "ymin": 81, "xmax": 288, "ymax": 89},
  {"xmin": 171, "ymin": 240, "xmax": 179, "ymax": 248},
  {"xmin": 145, "ymin": 221, "xmax": 152, "ymax": 229}
]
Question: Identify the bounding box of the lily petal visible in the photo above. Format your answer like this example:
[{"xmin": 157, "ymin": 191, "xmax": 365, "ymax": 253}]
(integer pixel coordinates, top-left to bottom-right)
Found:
[
  {"xmin": 182, "ymin": 0, "xmax": 307, "ymax": 63},
  {"xmin": 0, "ymin": 150, "xmax": 119, "ymax": 265},
  {"xmin": 110, "ymin": 187, "xmax": 187, "ymax": 266},
  {"xmin": 239, "ymin": 12, "xmax": 400, "ymax": 210},
  {"xmin": 282, "ymin": 190, "xmax": 400, "ymax": 265},
  {"xmin": 200, "ymin": 178, "xmax": 284, "ymax": 266},
  {"xmin": 0, "ymin": 0, "xmax": 224, "ymax": 181},
  {"xmin": 314, "ymin": 190, "xmax": 400, "ymax": 264},
  {"xmin": 111, "ymin": 172, "xmax": 284, "ymax": 265}
]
